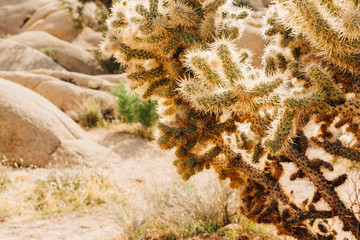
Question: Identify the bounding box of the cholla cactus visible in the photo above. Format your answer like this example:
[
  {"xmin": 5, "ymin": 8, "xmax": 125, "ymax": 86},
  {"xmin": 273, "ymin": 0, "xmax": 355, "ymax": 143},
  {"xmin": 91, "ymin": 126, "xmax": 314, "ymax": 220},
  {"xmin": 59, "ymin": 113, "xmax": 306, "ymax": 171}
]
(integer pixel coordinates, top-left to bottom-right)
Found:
[{"xmin": 102, "ymin": 0, "xmax": 360, "ymax": 239}]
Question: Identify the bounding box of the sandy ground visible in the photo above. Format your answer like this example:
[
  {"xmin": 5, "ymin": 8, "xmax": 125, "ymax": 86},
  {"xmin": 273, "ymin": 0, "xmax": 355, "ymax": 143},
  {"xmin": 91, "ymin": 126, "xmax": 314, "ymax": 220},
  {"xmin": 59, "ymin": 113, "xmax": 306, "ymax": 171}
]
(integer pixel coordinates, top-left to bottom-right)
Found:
[
  {"xmin": 0, "ymin": 127, "xmax": 358, "ymax": 240},
  {"xmin": 0, "ymin": 127, "xmax": 179, "ymax": 240},
  {"xmin": 0, "ymin": 208, "xmax": 122, "ymax": 240}
]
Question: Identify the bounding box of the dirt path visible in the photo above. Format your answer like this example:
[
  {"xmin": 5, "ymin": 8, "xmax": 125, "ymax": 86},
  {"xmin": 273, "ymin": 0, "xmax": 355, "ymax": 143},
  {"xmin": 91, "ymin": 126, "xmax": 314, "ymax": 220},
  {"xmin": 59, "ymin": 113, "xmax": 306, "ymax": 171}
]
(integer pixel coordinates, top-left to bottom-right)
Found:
[{"xmin": 86, "ymin": 128, "xmax": 177, "ymax": 185}]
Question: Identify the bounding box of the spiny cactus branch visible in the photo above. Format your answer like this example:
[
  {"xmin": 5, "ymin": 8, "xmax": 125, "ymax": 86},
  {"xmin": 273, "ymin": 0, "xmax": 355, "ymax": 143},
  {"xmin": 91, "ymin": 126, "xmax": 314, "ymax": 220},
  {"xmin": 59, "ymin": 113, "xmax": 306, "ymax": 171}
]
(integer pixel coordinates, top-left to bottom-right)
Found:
[{"xmin": 102, "ymin": 0, "xmax": 360, "ymax": 238}]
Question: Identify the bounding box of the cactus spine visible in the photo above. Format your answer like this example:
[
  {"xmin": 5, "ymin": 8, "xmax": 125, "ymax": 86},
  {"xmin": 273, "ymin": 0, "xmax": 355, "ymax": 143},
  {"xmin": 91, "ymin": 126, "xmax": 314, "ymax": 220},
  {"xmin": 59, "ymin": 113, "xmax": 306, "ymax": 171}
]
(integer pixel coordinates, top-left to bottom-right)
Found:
[{"xmin": 102, "ymin": 0, "xmax": 360, "ymax": 239}]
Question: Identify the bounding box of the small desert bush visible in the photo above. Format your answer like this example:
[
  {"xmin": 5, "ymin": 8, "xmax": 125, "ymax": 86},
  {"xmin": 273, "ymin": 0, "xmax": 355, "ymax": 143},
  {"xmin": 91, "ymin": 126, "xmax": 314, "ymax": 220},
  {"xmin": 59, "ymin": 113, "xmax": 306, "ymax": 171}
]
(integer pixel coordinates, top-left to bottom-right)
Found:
[
  {"xmin": 79, "ymin": 97, "xmax": 104, "ymax": 128},
  {"xmin": 116, "ymin": 171, "xmax": 272, "ymax": 239},
  {"xmin": 111, "ymin": 81, "xmax": 159, "ymax": 130}
]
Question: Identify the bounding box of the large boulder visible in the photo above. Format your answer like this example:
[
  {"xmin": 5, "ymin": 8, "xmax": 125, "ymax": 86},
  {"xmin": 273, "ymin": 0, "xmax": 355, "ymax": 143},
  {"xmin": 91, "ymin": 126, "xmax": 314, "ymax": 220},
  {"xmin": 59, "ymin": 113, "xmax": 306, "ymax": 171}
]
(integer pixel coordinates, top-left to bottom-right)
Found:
[
  {"xmin": 0, "ymin": 71, "xmax": 83, "ymax": 114},
  {"xmin": 10, "ymin": 31, "xmax": 106, "ymax": 75},
  {"xmin": 21, "ymin": 0, "xmax": 81, "ymax": 42},
  {"xmin": 30, "ymin": 69, "xmax": 117, "ymax": 91},
  {"xmin": 0, "ymin": 78, "xmax": 110, "ymax": 167},
  {"xmin": 72, "ymin": 27, "xmax": 104, "ymax": 51},
  {"xmin": 0, "ymin": 0, "xmax": 48, "ymax": 37},
  {"xmin": 0, "ymin": 39, "xmax": 65, "ymax": 72},
  {"xmin": 0, "ymin": 71, "xmax": 116, "ymax": 121}
]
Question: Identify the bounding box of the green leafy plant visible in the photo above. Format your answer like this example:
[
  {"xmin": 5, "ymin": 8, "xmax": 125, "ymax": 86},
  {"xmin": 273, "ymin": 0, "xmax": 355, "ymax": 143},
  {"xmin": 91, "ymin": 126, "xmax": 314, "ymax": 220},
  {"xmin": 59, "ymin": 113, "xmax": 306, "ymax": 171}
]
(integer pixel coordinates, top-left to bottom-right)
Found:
[
  {"xmin": 138, "ymin": 100, "xmax": 159, "ymax": 128},
  {"xmin": 102, "ymin": 0, "xmax": 360, "ymax": 239},
  {"xmin": 111, "ymin": 81, "xmax": 141, "ymax": 124},
  {"xmin": 111, "ymin": 81, "xmax": 159, "ymax": 127}
]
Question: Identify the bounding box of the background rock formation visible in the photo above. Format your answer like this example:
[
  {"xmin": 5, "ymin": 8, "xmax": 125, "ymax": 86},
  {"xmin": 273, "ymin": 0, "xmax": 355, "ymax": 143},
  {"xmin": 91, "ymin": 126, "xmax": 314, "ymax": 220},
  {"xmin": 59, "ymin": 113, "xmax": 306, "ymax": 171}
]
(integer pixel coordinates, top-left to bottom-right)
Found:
[{"xmin": 0, "ymin": 79, "xmax": 111, "ymax": 167}]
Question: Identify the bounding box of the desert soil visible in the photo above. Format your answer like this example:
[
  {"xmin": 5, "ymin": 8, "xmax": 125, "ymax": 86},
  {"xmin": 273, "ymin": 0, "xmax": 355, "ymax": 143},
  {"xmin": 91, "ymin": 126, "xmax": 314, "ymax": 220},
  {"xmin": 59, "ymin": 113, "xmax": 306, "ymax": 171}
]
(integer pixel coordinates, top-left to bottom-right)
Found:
[
  {"xmin": 0, "ymin": 127, "xmax": 358, "ymax": 240},
  {"xmin": 0, "ymin": 127, "xmax": 179, "ymax": 240}
]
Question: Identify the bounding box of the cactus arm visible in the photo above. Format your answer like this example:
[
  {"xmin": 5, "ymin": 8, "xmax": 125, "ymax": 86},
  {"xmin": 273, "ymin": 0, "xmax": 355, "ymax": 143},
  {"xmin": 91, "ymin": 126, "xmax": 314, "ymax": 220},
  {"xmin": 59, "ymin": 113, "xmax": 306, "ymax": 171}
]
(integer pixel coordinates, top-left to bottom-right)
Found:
[
  {"xmin": 264, "ymin": 109, "xmax": 295, "ymax": 153},
  {"xmin": 251, "ymin": 77, "xmax": 284, "ymax": 98},
  {"xmin": 284, "ymin": 131, "xmax": 360, "ymax": 239},
  {"xmin": 169, "ymin": 2, "xmax": 200, "ymax": 28},
  {"xmin": 216, "ymin": 42, "xmax": 244, "ymax": 82},
  {"xmin": 276, "ymin": 0, "xmax": 360, "ymax": 72},
  {"xmin": 202, "ymin": 0, "xmax": 227, "ymax": 14},
  {"xmin": 311, "ymin": 137, "xmax": 360, "ymax": 163},
  {"xmin": 127, "ymin": 67, "xmax": 165, "ymax": 82}
]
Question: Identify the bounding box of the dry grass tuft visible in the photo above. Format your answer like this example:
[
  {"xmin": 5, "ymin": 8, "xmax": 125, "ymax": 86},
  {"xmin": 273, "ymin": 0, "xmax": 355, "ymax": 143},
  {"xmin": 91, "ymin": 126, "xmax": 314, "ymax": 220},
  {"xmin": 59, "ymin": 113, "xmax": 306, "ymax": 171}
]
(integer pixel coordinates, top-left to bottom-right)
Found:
[
  {"xmin": 115, "ymin": 171, "xmax": 275, "ymax": 239},
  {"xmin": 0, "ymin": 163, "xmax": 281, "ymax": 239},
  {"xmin": 79, "ymin": 97, "xmax": 104, "ymax": 128},
  {"xmin": 0, "ymin": 166, "xmax": 119, "ymax": 222}
]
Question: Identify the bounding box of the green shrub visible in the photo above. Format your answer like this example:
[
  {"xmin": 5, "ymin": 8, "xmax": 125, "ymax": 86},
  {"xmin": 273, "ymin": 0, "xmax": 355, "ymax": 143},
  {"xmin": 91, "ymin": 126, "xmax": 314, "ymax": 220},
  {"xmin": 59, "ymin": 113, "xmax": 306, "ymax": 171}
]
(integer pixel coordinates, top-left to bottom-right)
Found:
[
  {"xmin": 111, "ymin": 81, "xmax": 159, "ymax": 128},
  {"xmin": 111, "ymin": 81, "xmax": 140, "ymax": 124},
  {"xmin": 138, "ymin": 100, "xmax": 159, "ymax": 128}
]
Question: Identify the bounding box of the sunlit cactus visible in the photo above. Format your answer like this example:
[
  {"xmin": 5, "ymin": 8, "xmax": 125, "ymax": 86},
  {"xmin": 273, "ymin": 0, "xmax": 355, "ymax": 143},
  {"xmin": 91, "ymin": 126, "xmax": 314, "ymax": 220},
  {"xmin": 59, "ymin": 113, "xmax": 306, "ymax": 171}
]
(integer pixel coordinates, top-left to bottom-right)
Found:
[
  {"xmin": 266, "ymin": 0, "xmax": 360, "ymax": 73},
  {"xmin": 102, "ymin": 0, "xmax": 360, "ymax": 239}
]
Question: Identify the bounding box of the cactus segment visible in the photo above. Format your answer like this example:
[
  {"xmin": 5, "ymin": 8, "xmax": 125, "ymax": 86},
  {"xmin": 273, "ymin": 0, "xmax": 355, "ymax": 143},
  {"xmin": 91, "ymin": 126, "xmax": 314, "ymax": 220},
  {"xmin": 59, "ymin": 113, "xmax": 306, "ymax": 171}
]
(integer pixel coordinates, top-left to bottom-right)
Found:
[{"xmin": 102, "ymin": 0, "xmax": 360, "ymax": 238}]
